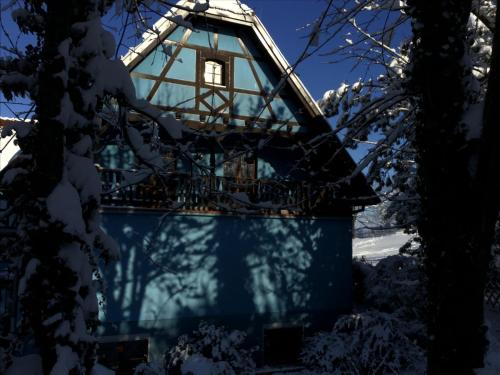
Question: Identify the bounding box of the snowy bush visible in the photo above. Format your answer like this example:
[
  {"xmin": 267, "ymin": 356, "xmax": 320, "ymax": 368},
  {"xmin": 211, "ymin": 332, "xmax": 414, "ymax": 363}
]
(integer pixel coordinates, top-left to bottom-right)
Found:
[
  {"xmin": 301, "ymin": 311, "xmax": 426, "ymax": 375},
  {"xmin": 304, "ymin": 256, "xmax": 428, "ymax": 374},
  {"xmin": 353, "ymin": 255, "xmax": 427, "ymax": 344},
  {"xmin": 134, "ymin": 361, "xmax": 166, "ymax": 375},
  {"xmin": 164, "ymin": 322, "xmax": 256, "ymax": 375},
  {"xmin": 364, "ymin": 255, "xmax": 426, "ymax": 321}
]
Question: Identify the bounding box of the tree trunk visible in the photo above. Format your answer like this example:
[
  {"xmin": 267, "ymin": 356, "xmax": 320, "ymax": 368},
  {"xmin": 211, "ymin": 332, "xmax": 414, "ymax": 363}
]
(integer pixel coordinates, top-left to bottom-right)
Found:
[
  {"xmin": 408, "ymin": 0, "xmax": 500, "ymax": 373},
  {"xmin": 25, "ymin": 1, "xmax": 91, "ymax": 373}
]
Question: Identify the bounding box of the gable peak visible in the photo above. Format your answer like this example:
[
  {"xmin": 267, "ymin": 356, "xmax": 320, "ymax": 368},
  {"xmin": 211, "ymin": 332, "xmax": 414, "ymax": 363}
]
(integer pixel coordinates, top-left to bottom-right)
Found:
[{"xmin": 190, "ymin": 0, "xmax": 253, "ymax": 15}]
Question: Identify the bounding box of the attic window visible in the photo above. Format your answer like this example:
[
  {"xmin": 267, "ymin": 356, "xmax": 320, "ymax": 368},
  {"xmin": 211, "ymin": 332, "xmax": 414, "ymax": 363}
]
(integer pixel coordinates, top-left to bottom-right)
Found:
[{"xmin": 204, "ymin": 60, "xmax": 224, "ymax": 86}]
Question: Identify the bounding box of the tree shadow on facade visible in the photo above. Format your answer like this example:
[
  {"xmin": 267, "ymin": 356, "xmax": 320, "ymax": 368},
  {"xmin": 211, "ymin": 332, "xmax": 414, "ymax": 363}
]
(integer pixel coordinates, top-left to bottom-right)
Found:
[{"xmin": 99, "ymin": 210, "xmax": 352, "ymax": 358}]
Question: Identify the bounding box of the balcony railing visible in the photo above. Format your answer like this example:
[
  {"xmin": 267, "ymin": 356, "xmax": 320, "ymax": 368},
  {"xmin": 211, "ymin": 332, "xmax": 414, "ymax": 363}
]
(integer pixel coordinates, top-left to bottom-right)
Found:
[{"xmin": 100, "ymin": 168, "xmax": 341, "ymax": 214}]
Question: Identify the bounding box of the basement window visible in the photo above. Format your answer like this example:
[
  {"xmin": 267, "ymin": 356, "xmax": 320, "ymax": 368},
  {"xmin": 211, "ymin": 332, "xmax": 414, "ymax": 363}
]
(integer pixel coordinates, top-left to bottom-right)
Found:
[
  {"xmin": 263, "ymin": 324, "xmax": 303, "ymax": 365},
  {"xmin": 204, "ymin": 60, "xmax": 224, "ymax": 86},
  {"xmin": 97, "ymin": 338, "xmax": 149, "ymax": 374}
]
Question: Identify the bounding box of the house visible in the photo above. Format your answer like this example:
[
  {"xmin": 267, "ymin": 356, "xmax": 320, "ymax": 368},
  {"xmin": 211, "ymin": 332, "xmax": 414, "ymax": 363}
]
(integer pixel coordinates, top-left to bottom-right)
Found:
[{"xmin": 0, "ymin": 0, "xmax": 379, "ymax": 371}]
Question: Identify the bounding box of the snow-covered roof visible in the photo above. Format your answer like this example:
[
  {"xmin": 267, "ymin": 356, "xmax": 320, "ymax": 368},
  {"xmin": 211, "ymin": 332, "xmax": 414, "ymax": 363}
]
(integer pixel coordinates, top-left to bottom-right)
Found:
[
  {"xmin": 121, "ymin": 0, "xmax": 326, "ymax": 121},
  {"xmin": 0, "ymin": 117, "xmax": 24, "ymax": 127}
]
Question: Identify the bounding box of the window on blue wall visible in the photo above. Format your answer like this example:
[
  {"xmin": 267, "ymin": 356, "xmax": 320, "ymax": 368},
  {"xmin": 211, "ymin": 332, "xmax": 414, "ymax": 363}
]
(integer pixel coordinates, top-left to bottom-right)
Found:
[
  {"xmin": 204, "ymin": 60, "xmax": 224, "ymax": 86},
  {"xmin": 223, "ymin": 153, "xmax": 256, "ymax": 179}
]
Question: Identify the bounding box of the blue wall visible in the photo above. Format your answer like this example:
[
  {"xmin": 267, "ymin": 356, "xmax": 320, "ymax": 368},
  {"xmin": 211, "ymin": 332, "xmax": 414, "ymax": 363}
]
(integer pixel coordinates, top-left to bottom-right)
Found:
[{"xmin": 99, "ymin": 211, "xmax": 352, "ymax": 356}]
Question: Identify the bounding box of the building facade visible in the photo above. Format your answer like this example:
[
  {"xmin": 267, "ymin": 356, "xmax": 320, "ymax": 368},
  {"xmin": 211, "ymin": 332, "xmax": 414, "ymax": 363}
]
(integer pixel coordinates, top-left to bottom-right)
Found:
[{"xmin": 95, "ymin": 1, "xmax": 378, "ymax": 368}]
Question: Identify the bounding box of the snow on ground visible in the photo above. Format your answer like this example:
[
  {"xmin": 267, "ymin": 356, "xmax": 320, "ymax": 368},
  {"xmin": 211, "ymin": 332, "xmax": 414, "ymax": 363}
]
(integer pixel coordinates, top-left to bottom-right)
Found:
[
  {"xmin": 476, "ymin": 307, "xmax": 500, "ymax": 375},
  {"xmin": 353, "ymin": 230, "xmax": 413, "ymax": 261},
  {"xmin": 351, "ymin": 232, "xmax": 500, "ymax": 375}
]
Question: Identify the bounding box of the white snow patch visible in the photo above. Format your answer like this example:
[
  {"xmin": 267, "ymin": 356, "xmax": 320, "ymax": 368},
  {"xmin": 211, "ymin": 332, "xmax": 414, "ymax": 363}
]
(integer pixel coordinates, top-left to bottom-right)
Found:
[
  {"xmin": 158, "ymin": 113, "xmax": 185, "ymax": 140},
  {"xmin": 0, "ymin": 119, "xmax": 32, "ymax": 138},
  {"xmin": 126, "ymin": 126, "xmax": 164, "ymax": 167},
  {"xmin": 71, "ymin": 135, "xmax": 92, "ymax": 155},
  {"xmin": 43, "ymin": 312, "xmax": 63, "ymax": 326},
  {"xmin": 18, "ymin": 258, "xmax": 40, "ymax": 296},
  {"xmin": 6, "ymin": 354, "xmax": 43, "ymax": 375},
  {"xmin": 1, "ymin": 167, "xmax": 27, "ymax": 185},
  {"xmin": 58, "ymin": 242, "xmax": 86, "ymax": 279},
  {"xmin": 463, "ymin": 101, "xmax": 484, "ymax": 140},
  {"xmin": 231, "ymin": 192, "xmax": 251, "ymax": 204},
  {"xmin": 353, "ymin": 231, "xmax": 413, "ymax": 261},
  {"xmin": 167, "ymin": 15, "xmax": 193, "ymax": 29},
  {"xmin": 206, "ymin": 0, "xmax": 253, "ymax": 14},
  {"xmin": 91, "ymin": 363, "xmax": 115, "ymax": 375},
  {"xmin": 50, "ymin": 345, "xmax": 79, "ymax": 375},
  {"xmin": 66, "ymin": 152, "xmax": 101, "ymax": 203},
  {"xmin": 46, "ymin": 179, "xmax": 86, "ymax": 236},
  {"xmin": 475, "ymin": 308, "xmax": 500, "ymax": 375},
  {"xmin": 181, "ymin": 354, "xmax": 233, "ymax": 375},
  {"xmin": 181, "ymin": 355, "xmax": 215, "ymax": 375},
  {"xmin": 121, "ymin": 168, "xmax": 151, "ymax": 185},
  {"xmin": 96, "ymin": 227, "xmax": 120, "ymax": 260}
]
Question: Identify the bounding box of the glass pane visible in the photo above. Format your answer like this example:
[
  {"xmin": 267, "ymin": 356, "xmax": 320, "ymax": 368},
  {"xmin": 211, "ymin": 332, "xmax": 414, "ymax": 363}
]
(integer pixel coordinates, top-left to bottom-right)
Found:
[
  {"xmin": 98, "ymin": 145, "xmax": 135, "ymax": 169},
  {"xmin": 204, "ymin": 61, "xmax": 223, "ymax": 85},
  {"xmin": 204, "ymin": 70, "xmax": 214, "ymax": 84}
]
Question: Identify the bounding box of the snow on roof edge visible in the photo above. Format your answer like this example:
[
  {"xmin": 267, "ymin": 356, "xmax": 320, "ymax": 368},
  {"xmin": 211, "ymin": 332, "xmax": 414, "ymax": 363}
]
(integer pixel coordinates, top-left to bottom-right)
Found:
[{"xmin": 0, "ymin": 117, "xmax": 30, "ymax": 127}]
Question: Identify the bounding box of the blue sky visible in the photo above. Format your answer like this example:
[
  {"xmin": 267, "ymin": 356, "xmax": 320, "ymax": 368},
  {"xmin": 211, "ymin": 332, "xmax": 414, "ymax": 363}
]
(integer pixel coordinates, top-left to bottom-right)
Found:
[{"xmin": 245, "ymin": 0, "xmax": 358, "ymax": 100}]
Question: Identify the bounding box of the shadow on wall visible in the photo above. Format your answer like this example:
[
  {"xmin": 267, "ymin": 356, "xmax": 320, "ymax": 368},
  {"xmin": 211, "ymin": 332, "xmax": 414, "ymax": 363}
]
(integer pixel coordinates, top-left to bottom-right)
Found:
[{"xmin": 99, "ymin": 212, "xmax": 352, "ymax": 340}]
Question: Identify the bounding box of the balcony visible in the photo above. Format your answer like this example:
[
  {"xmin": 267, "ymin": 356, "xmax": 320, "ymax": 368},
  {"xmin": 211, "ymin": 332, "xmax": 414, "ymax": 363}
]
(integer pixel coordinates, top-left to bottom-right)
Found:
[{"xmin": 100, "ymin": 168, "xmax": 345, "ymax": 215}]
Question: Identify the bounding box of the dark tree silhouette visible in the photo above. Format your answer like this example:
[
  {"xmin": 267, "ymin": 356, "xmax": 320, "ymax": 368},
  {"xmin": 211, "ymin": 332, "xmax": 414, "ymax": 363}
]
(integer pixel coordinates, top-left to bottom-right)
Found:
[{"xmin": 408, "ymin": 0, "xmax": 500, "ymax": 373}]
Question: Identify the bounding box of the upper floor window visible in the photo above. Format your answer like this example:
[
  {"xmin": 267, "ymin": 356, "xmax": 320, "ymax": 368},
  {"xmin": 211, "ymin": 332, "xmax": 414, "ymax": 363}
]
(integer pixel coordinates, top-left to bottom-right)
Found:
[{"xmin": 204, "ymin": 60, "xmax": 224, "ymax": 86}]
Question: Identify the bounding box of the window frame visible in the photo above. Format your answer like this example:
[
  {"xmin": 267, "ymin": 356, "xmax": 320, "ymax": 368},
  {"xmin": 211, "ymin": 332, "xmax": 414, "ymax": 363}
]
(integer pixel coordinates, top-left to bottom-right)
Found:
[
  {"xmin": 223, "ymin": 152, "xmax": 257, "ymax": 180},
  {"xmin": 199, "ymin": 51, "xmax": 231, "ymax": 89},
  {"xmin": 204, "ymin": 59, "xmax": 224, "ymax": 86}
]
